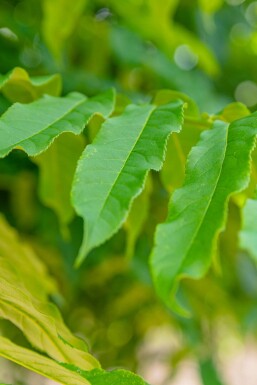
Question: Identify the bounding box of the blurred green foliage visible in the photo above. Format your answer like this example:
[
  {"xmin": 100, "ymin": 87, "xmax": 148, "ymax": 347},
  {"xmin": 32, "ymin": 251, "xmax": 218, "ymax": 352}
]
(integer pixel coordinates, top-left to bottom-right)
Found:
[{"xmin": 1, "ymin": 1, "xmax": 257, "ymax": 384}]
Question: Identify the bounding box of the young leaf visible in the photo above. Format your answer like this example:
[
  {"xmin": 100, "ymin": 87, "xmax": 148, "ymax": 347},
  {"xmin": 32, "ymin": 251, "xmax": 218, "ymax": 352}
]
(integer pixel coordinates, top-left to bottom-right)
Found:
[
  {"xmin": 0, "ymin": 89, "xmax": 115, "ymax": 158},
  {"xmin": 0, "ymin": 337, "xmax": 90, "ymax": 385},
  {"xmin": 151, "ymin": 112, "xmax": 257, "ymax": 313},
  {"xmin": 72, "ymin": 100, "xmax": 184, "ymax": 265},
  {"xmin": 0, "ymin": 67, "xmax": 62, "ymax": 103},
  {"xmin": 33, "ymin": 133, "xmax": 85, "ymax": 228},
  {"xmin": 239, "ymin": 190, "xmax": 257, "ymax": 261}
]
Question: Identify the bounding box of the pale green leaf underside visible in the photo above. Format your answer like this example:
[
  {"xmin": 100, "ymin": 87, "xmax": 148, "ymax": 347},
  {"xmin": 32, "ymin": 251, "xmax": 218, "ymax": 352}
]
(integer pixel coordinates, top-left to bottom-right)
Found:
[
  {"xmin": 0, "ymin": 89, "xmax": 115, "ymax": 158},
  {"xmin": 72, "ymin": 100, "xmax": 184, "ymax": 265},
  {"xmin": 151, "ymin": 112, "xmax": 257, "ymax": 313},
  {"xmin": 239, "ymin": 191, "xmax": 257, "ymax": 261},
  {"xmin": 0, "ymin": 337, "xmax": 90, "ymax": 385}
]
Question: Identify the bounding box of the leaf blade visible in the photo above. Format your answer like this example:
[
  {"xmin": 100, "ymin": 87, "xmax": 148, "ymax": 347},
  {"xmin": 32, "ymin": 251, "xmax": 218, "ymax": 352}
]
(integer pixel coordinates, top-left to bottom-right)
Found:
[
  {"xmin": 72, "ymin": 100, "xmax": 184, "ymax": 265},
  {"xmin": 151, "ymin": 112, "xmax": 257, "ymax": 313},
  {"xmin": 0, "ymin": 337, "xmax": 90, "ymax": 385},
  {"xmin": 0, "ymin": 89, "xmax": 115, "ymax": 158}
]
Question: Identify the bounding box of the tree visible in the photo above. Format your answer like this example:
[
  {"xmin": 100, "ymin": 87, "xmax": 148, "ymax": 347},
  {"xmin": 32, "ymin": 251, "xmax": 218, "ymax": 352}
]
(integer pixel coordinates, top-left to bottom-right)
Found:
[{"xmin": 0, "ymin": 1, "xmax": 257, "ymax": 384}]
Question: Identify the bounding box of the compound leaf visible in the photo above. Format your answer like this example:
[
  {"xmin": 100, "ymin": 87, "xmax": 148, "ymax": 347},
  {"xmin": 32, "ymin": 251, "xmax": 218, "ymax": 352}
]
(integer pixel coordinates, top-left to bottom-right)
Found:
[{"xmin": 72, "ymin": 100, "xmax": 184, "ymax": 265}]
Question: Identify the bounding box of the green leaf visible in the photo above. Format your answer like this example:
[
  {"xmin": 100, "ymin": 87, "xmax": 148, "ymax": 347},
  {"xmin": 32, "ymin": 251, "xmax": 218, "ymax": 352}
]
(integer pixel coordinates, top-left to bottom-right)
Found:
[
  {"xmin": 151, "ymin": 112, "xmax": 257, "ymax": 314},
  {"xmin": 72, "ymin": 100, "xmax": 184, "ymax": 265},
  {"xmin": 199, "ymin": 358, "xmax": 224, "ymax": 385},
  {"xmin": 42, "ymin": 0, "xmax": 87, "ymax": 60},
  {"xmin": 0, "ymin": 337, "xmax": 90, "ymax": 385},
  {"xmin": 0, "ymin": 89, "xmax": 115, "ymax": 158},
  {"xmin": 0, "ymin": 67, "xmax": 62, "ymax": 103},
  {"xmin": 239, "ymin": 190, "xmax": 257, "ymax": 261},
  {"xmin": 61, "ymin": 364, "xmax": 149, "ymax": 385},
  {"xmin": 33, "ymin": 133, "xmax": 85, "ymax": 229}
]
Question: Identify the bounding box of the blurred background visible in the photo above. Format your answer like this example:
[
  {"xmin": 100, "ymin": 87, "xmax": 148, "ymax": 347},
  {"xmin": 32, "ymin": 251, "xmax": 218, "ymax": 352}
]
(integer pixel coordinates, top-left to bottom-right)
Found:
[{"xmin": 1, "ymin": 0, "xmax": 257, "ymax": 384}]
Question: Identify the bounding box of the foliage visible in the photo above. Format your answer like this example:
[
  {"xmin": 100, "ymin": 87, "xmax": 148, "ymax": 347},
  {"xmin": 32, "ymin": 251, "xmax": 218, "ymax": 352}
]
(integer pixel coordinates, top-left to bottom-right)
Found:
[{"xmin": 1, "ymin": 1, "xmax": 257, "ymax": 385}]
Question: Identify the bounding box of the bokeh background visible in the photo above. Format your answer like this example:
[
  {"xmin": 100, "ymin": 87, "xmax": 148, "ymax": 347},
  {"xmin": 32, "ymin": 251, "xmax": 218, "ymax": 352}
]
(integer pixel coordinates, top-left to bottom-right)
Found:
[{"xmin": 1, "ymin": 1, "xmax": 257, "ymax": 384}]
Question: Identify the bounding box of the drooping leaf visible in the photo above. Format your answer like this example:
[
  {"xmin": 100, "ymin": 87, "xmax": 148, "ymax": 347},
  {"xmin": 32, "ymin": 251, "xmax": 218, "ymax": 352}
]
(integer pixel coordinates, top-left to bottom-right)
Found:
[
  {"xmin": 0, "ymin": 337, "xmax": 90, "ymax": 385},
  {"xmin": 151, "ymin": 112, "xmax": 257, "ymax": 314},
  {"xmin": 0, "ymin": 89, "xmax": 115, "ymax": 158},
  {"xmin": 0, "ymin": 219, "xmax": 100, "ymax": 373},
  {"xmin": 42, "ymin": 0, "xmax": 87, "ymax": 60},
  {"xmin": 33, "ymin": 133, "xmax": 85, "ymax": 229},
  {"xmin": 199, "ymin": 358, "xmax": 224, "ymax": 385},
  {"xmin": 0, "ymin": 214, "xmax": 56, "ymax": 299},
  {"xmin": 239, "ymin": 190, "xmax": 257, "ymax": 261},
  {"xmin": 72, "ymin": 100, "xmax": 184, "ymax": 265},
  {"xmin": 61, "ymin": 364, "xmax": 149, "ymax": 385},
  {"xmin": 0, "ymin": 67, "xmax": 62, "ymax": 103}
]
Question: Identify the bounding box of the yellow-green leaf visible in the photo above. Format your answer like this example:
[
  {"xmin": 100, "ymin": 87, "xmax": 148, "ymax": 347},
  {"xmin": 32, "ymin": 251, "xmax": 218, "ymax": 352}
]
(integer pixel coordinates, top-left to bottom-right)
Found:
[
  {"xmin": 0, "ymin": 337, "xmax": 90, "ymax": 385},
  {"xmin": 0, "ymin": 67, "xmax": 62, "ymax": 103}
]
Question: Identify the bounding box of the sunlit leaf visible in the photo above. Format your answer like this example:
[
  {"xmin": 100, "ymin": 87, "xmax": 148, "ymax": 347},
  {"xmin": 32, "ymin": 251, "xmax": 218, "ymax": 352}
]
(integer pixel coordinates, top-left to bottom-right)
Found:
[
  {"xmin": 72, "ymin": 100, "xmax": 184, "ymax": 265},
  {"xmin": 0, "ymin": 89, "xmax": 115, "ymax": 158},
  {"xmin": 151, "ymin": 112, "xmax": 257, "ymax": 314},
  {"xmin": 0, "ymin": 67, "xmax": 62, "ymax": 103},
  {"xmin": 0, "ymin": 337, "xmax": 90, "ymax": 385}
]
